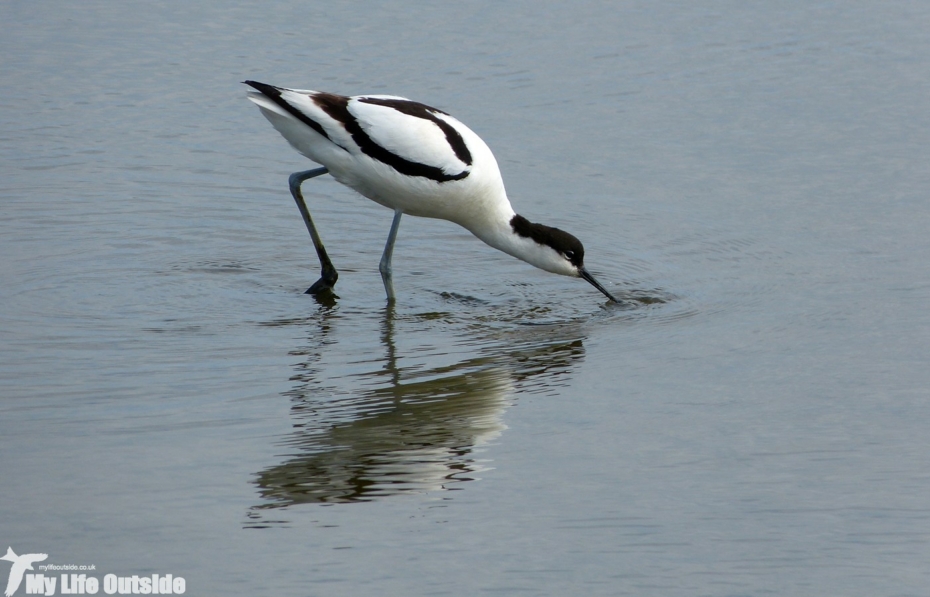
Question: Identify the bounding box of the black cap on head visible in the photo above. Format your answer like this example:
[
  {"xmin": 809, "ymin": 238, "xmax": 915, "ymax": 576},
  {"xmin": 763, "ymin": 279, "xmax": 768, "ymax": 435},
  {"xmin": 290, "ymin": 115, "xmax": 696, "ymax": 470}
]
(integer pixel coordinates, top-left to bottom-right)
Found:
[{"xmin": 510, "ymin": 215, "xmax": 585, "ymax": 267}]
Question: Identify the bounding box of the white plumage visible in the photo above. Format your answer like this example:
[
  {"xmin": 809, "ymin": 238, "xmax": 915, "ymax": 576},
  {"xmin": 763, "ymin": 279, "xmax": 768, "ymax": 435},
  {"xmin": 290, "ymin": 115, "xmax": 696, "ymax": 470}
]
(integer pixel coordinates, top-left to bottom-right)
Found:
[{"xmin": 244, "ymin": 81, "xmax": 619, "ymax": 303}]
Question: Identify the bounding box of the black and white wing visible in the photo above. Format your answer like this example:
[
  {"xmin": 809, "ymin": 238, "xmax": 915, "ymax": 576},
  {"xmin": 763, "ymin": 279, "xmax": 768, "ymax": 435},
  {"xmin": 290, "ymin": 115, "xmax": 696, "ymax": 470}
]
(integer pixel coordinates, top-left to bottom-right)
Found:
[
  {"xmin": 245, "ymin": 81, "xmax": 473, "ymax": 183},
  {"xmin": 345, "ymin": 95, "xmax": 473, "ymax": 182}
]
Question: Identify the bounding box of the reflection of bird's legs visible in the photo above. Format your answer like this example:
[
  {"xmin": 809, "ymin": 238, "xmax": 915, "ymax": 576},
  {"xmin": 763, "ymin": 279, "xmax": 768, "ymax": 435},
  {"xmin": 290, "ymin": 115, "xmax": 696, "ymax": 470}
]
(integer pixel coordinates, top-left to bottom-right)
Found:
[
  {"xmin": 380, "ymin": 300, "xmax": 400, "ymax": 387},
  {"xmin": 288, "ymin": 167, "xmax": 337, "ymax": 294}
]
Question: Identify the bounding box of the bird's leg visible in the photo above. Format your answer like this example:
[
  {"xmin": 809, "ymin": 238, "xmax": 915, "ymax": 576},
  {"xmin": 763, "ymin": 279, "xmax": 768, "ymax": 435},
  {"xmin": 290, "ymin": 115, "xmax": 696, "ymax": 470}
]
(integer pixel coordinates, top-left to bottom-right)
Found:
[
  {"xmin": 379, "ymin": 210, "xmax": 403, "ymax": 302},
  {"xmin": 288, "ymin": 168, "xmax": 338, "ymax": 294}
]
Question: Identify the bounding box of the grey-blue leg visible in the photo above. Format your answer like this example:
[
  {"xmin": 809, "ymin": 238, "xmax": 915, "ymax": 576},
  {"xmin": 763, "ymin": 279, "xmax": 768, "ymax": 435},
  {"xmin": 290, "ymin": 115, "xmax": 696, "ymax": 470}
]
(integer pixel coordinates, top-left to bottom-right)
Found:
[
  {"xmin": 288, "ymin": 168, "xmax": 338, "ymax": 294},
  {"xmin": 379, "ymin": 210, "xmax": 403, "ymax": 301}
]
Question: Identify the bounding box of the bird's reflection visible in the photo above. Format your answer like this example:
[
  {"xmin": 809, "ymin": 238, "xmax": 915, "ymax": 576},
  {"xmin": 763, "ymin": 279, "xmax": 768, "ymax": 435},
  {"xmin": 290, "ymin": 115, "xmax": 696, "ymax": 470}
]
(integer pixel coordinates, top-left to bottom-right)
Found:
[{"xmin": 247, "ymin": 299, "xmax": 586, "ymax": 522}]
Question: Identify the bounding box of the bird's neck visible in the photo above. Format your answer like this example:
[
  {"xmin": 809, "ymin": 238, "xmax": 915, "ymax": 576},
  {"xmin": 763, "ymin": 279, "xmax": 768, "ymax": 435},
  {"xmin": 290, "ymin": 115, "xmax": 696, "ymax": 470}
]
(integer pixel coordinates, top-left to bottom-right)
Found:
[
  {"xmin": 458, "ymin": 197, "xmax": 518, "ymax": 254},
  {"xmin": 464, "ymin": 211, "xmax": 562, "ymax": 274}
]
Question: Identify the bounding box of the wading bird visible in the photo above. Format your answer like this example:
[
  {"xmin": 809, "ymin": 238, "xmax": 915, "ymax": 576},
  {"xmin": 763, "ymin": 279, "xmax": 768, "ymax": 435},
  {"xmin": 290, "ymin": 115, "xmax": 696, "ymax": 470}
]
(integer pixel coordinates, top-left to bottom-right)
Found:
[{"xmin": 244, "ymin": 81, "xmax": 619, "ymax": 303}]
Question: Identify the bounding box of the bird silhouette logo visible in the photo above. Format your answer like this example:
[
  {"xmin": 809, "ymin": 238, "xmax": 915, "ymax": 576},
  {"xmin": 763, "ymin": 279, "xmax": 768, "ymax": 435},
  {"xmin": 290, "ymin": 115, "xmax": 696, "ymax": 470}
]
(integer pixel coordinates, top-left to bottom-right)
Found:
[{"xmin": 1, "ymin": 548, "xmax": 48, "ymax": 597}]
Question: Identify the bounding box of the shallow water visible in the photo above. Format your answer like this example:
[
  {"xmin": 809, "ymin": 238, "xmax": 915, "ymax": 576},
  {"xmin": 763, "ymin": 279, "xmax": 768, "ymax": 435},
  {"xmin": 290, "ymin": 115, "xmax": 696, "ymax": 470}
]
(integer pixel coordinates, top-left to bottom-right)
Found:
[{"xmin": 2, "ymin": 1, "xmax": 929, "ymax": 595}]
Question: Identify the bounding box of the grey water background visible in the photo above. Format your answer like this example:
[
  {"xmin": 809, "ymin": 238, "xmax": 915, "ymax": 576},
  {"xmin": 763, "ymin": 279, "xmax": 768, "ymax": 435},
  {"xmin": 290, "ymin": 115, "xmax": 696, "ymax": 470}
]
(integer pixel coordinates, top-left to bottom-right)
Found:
[{"xmin": 2, "ymin": 1, "xmax": 929, "ymax": 594}]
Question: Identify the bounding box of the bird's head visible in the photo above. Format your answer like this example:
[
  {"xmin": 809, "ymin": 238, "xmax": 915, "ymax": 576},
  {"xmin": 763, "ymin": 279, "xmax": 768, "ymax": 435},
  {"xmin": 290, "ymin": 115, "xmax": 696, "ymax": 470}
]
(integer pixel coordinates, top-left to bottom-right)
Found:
[{"xmin": 509, "ymin": 215, "xmax": 620, "ymax": 302}]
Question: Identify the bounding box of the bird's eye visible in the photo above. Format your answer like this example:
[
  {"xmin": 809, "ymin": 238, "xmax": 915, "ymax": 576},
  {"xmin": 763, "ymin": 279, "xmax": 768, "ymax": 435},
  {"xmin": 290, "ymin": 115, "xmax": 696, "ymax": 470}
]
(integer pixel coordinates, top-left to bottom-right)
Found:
[{"xmin": 564, "ymin": 250, "xmax": 575, "ymax": 260}]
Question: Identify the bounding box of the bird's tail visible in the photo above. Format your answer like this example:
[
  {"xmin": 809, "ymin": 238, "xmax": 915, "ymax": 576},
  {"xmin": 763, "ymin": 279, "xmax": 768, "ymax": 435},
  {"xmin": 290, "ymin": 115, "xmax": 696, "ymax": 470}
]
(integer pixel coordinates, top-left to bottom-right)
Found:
[{"xmin": 0, "ymin": 546, "xmax": 15, "ymax": 561}]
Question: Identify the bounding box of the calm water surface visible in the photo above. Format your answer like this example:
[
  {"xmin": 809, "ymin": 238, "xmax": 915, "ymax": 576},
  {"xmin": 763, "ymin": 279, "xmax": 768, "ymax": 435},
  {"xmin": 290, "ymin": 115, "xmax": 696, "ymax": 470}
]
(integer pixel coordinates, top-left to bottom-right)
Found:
[{"xmin": 2, "ymin": 1, "xmax": 929, "ymax": 595}]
